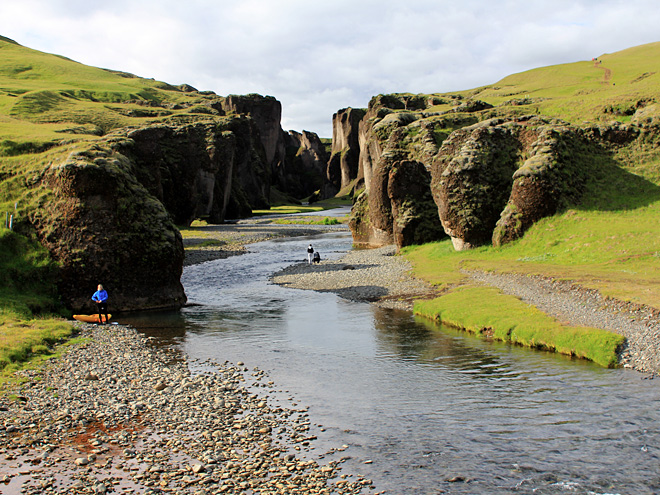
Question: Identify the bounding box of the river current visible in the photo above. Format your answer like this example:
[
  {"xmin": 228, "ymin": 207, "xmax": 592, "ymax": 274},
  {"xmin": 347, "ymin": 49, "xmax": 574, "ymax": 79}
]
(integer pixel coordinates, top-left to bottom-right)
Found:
[{"xmin": 122, "ymin": 230, "xmax": 660, "ymax": 494}]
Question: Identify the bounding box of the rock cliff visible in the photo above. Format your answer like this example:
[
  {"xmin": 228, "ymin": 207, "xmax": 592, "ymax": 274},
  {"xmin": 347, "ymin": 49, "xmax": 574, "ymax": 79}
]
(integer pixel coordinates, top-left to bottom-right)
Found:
[
  {"xmin": 31, "ymin": 143, "xmax": 186, "ymax": 312},
  {"xmin": 345, "ymin": 95, "xmax": 450, "ymax": 248},
  {"xmin": 333, "ymin": 92, "xmax": 649, "ymax": 251},
  {"xmin": 19, "ymin": 93, "xmax": 329, "ymax": 312},
  {"xmin": 327, "ymin": 108, "xmax": 366, "ymax": 195}
]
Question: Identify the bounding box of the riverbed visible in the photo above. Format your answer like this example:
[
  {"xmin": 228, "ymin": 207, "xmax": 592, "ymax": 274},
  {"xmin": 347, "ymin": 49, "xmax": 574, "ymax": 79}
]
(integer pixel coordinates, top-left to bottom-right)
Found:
[{"xmin": 125, "ymin": 231, "xmax": 660, "ymax": 494}]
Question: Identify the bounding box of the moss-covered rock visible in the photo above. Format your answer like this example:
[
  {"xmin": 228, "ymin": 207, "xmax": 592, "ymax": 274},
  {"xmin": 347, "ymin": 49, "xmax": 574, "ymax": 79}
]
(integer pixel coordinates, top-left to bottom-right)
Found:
[
  {"xmin": 32, "ymin": 145, "xmax": 186, "ymax": 312},
  {"xmin": 430, "ymin": 118, "xmax": 521, "ymax": 250},
  {"xmin": 388, "ymin": 160, "xmax": 446, "ymax": 248}
]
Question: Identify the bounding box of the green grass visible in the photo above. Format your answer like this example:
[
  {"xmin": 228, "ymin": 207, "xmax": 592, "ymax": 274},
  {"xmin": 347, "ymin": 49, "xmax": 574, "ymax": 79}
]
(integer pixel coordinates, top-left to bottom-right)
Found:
[
  {"xmin": 0, "ymin": 310, "xmax": 72, "ymax": 371},
  {"xmin": 272, "ymin": 216, "xmax": 343, "ymax": 225},
  {"xmin": 463, "ymin": 42, "xmax": 660, "ymax": 126},
  {"xmin": 402, "ymin": 190, "xmax": 660, "ymax": 367},
  {"xmin": 252, "ymin": 205, "xmax": 326, "ymax": 215},
  {"xmin": 414, "ymin": 285, "xmax": 624, "ymax": 367}
]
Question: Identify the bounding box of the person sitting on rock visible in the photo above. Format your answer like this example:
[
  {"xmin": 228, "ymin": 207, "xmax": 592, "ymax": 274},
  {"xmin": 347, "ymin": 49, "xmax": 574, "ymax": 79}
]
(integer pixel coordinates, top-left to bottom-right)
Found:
[
  {"xmin": 307, "ymin": 244, "xmax": 314, "ymax": 264},
  {"xmin": 91, "ymin": 284, "xmax": 109, "ymax": 324}
]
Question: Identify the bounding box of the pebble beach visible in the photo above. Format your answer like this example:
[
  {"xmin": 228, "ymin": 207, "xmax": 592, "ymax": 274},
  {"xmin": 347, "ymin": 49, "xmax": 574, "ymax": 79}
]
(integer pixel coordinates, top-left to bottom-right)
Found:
[{"xmin": 0, "ymin": 323, "xmax": 377, "ymax": 494}]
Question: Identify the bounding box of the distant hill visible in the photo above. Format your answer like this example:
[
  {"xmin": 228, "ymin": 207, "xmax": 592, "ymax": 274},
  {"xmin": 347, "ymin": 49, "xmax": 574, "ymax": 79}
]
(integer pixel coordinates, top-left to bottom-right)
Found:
[{"xmin": 471, "ymin": 41, "xmax": 660, "ymax": 125}]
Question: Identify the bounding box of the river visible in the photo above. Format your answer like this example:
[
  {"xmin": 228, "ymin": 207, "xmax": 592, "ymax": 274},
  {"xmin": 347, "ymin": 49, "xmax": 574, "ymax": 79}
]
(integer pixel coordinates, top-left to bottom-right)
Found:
[{"xmin": 122, "ymin": 230, "xmax": 660, "ymax": 494}]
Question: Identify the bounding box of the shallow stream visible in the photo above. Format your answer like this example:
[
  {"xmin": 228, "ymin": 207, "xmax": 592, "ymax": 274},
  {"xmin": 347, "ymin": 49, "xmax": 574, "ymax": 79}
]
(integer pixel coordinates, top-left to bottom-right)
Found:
[{"xmin": 121, "ymin": 231, "xmax": 660, "ymax": 494}]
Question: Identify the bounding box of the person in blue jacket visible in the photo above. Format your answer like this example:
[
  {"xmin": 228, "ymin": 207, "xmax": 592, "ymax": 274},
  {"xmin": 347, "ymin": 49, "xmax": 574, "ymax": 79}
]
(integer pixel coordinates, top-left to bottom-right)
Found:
[{"xmin": 91, "ymin": 284, "xmax": 109, "ymax": 324}]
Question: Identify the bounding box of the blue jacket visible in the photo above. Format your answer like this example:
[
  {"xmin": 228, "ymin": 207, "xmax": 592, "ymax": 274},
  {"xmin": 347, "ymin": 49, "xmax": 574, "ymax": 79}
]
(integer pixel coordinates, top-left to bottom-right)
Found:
[{"xmin": 92, "ymin": 290, "xmax": 108, "ymax": 303}]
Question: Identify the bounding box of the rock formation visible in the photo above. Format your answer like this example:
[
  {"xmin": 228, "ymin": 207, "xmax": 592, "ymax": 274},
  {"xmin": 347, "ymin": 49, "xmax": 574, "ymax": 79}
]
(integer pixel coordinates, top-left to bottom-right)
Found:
[
  {"xmin": 327, "ymin": 108, "xmax": 366, "ymax": 195},
  {"xmin": 333, "ymin": 93, "xmax": 616, "ymax": 252},
  {"xmin": 31, "ymin": 144, "xmax": 186, "ymax": 312},
  {"xmin": 22, "ymin": 92, "xmax": 329, "ymax": 312},
  {"xmin": 343, "ymin": 95, "xmax": 448, "ymax": 248},
  {"xmin": 431, "ymin": 116, "xmax": 590, "ymax": 250},
  {"xmin": 281, "ymin": 130, "xmax": 329, "ymax": 200}
]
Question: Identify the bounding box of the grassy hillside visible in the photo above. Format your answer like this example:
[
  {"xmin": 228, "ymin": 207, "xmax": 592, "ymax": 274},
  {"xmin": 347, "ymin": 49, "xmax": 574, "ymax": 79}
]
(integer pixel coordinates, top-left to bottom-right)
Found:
[{"xmin": 417, "ymin": 42, "xmax": 660, "ymax": 128}]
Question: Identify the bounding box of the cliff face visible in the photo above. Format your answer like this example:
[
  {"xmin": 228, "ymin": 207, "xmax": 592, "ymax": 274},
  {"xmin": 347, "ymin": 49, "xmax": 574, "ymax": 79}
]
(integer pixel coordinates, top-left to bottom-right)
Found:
[
  {"xmin": 31, "ymin": 143, "xmax": 186, "ymax": 312},
  {"xmin": 117, "ymin": 118, "xmax": 266, "ymax": 225},
  {"xmin": 431, "ymin": 117, "xmax": 590, "ymax": 250},
  {"xmin": 327, "ymin": 108, "xmax": 366, "ymax": 195},
  {"xmin": 219, "ymin": 94, "xmax": 329, "ymax": 201},
  {"xmin": 21, "ymin": 93, "xmax": 330, "ymax": 312},
  {"xmin": 281, "ymin": 130, "xmax": 329, "ymax": 199},
  {"xmin": 344, "ymin": 95, "xmax": 449, "ymax": 248},
  {"xmin": 334, "ymin": 92, "xmax": 648, "ymax": 251}
]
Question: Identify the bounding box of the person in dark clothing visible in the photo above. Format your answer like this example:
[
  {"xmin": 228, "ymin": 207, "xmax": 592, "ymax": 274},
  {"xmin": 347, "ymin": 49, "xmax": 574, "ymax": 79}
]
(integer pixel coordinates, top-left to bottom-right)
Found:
[
  {"xmin": 313, "ymin": 251, "xmax": 321, "ymax": 263},
  {"xmin": 307, "ymin": 244, "xmax": 314, "ymax": 264},
  {"xmin": 91, "ymin": 284, "xmax": 109, "ymax": 324}
]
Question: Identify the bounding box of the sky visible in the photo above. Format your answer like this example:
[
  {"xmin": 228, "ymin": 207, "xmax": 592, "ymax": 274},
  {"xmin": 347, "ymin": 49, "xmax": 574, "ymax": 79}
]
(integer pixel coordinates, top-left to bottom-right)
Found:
[{"xmin": 1, "ymin": 0, "xmax": 659, "ymax": 137}]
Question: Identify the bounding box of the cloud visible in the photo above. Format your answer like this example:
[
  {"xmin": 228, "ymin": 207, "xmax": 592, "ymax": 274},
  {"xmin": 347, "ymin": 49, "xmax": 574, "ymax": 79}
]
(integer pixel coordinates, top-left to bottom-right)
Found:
[{"xmin": 1, "ymin": 0, "xmax": 659, "ymax": 136}]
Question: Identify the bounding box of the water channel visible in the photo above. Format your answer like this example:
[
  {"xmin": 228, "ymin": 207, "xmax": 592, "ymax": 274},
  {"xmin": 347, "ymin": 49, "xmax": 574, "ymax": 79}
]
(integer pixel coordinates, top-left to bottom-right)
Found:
[{"xmin": 122, "ymin": 230, "xmax": 660, "ymax": 494}]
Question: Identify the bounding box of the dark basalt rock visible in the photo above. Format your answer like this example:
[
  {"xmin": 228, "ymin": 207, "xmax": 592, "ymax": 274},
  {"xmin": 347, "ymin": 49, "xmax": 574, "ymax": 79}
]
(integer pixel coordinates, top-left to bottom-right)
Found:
[
  {"xmin": 388, "ymin": 160, "xmax": 446, "ymax": 248},
  {"xmin": 33, "ymin": 147, "xmax": 186, "ymax": 312}
]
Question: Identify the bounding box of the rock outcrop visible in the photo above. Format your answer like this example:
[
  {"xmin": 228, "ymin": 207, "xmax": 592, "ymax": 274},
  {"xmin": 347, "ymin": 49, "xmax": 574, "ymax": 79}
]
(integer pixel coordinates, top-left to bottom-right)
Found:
[
  {"xmin": 281, "ymin": 130, "xmax": 329, "ymax": 199},
  {"xmin": 31, "ymin": 144, "xmax": 186, "ymax": 312},
  {"xmin": 431, "ymin": 117, "xmax": 590, "ymax": 250},
  {"xmin": 218, "ymin": 94, "xmax": 329, "ymax": 201},
  {"xmin": 334, "ymin": 93, "xmax": 615, "ymax": 252},
  {"xmin": 23, "ymin": 93, "xmax": 329, "ymax": 312},
  {"xmin": 344, "ymin": 95, "xmax": 448, "ymax": 248},
  {"xmin": 120, "ymin": 117, "xmax": 269, "ymax": 225},
  {"xmin": 389, "ymin": 160, "xmax": 446, "ymax": 247},
  {"xmin": 327, "ymin": 108, "xmax": 366, "ymax": 195}
]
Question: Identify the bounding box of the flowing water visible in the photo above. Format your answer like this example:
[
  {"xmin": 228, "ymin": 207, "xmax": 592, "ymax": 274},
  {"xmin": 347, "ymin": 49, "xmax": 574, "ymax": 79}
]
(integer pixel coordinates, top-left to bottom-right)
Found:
[{"xmin": 121, "ymin": 230, "xmax": 660, "ymax": 494}]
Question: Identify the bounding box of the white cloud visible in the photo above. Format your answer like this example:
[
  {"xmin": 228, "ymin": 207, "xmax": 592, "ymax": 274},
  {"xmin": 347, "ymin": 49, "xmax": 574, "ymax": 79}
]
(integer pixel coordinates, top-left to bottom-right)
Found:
[{"xmin": 1, "ymin": 0, "xmax": 659, "ymax": 136}]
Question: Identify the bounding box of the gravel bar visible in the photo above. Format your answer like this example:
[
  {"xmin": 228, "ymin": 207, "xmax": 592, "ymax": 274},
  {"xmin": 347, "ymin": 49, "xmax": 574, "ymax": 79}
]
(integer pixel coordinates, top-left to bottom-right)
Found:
[
  {"xmin": 0, "ymin": 323, "xmax": 379, "ymax": 494},
  {"xmin": 271, "ymin": 245, "xmax": 440, "ymax": 311}
]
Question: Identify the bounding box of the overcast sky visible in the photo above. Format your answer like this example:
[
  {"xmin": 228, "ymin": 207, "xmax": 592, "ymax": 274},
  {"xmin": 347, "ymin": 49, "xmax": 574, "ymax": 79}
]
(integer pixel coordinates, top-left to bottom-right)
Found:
[{"xmin": 1, "ymin": 0, "xmax": 659, "ymax": 137}]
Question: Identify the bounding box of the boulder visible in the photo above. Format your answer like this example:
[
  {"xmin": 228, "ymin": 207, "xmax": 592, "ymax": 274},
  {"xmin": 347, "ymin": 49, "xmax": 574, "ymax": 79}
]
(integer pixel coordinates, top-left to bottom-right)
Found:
[
  {"xmin": 430, "ymin": 117, "xmax": 591, "ymax": 250},
  {"xmin": 430, "ymin": 119, "xmax": 521, "ymax": 250},
  {"xmin": 33, "ymin": 146, "xmax": 186, "ymax": 312}
]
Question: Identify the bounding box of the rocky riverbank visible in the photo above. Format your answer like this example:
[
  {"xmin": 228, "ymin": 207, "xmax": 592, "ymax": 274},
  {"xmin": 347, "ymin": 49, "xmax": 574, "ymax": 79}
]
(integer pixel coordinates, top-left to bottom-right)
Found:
[
  {"xmin": 0, "ymin": 323, "xmax": 378, "ymax": 494},
  {"xmin": 271, "ymin": 245, "xmax": 439, "ymax": 311}
]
